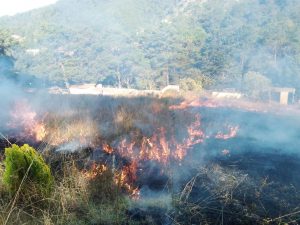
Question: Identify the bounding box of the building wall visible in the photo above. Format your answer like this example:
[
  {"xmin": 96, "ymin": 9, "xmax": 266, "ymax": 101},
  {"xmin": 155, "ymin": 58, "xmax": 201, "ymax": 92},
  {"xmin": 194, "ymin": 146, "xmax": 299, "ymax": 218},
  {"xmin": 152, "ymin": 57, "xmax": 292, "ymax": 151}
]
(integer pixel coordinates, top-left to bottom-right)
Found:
[{"xmin": 280, "ymin": 91, "xmax": 289, "ymax": 105}]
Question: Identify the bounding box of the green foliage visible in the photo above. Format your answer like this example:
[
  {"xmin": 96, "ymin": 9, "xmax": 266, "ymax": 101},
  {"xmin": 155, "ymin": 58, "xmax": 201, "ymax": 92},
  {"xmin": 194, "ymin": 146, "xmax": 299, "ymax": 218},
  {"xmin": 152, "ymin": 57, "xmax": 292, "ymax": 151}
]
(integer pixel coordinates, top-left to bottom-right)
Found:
[
  {"xmin": 1, "ymin": 0, "xmax": 300, "ymax": 91},
  {"xmin": 179, "ymin": 77, "xmax": 202, "ymax": 91},
  {"xmin": 0, "ymin": 29, "xmax": 18, "ymax": 82},
  {"xmin": 0, "ymin": 29, "xmax": 16, "ymax": 56},
  {"xmin": 3, "ymin": 144, "xmax": 53, "ymax": 198},
  {"xmin": 243, "ymin": 71, "xmax": 272, "ymax": 100}
]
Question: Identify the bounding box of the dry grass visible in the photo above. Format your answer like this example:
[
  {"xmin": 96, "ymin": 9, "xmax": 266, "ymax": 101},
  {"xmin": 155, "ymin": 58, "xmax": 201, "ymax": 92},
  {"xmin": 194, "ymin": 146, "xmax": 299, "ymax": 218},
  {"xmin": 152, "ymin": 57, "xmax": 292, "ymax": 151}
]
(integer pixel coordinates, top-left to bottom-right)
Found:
[
  {"xmin": 43, "ymin": 116, "xmax": 98, "ymax": 146},
  {"xmin": 0, "ymin": 95, "xmax": 188, "ymax": 225},
  {"xmin": 2, "ymin": 95, "xmax": 300, "ymax": 224},
  {"xmin": 169, "ymin": 162, "xmax": 300, "ymax": 225},
  {"xmin": 0, "ymin": 157, "xmax": 133, "ymax": 225}
]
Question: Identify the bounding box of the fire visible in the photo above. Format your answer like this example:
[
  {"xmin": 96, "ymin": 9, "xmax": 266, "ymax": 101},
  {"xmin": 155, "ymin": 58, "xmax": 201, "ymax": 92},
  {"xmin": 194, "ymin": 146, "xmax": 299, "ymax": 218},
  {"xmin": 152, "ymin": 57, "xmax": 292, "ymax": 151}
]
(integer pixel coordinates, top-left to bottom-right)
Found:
[
  {"xmin": 7, "ymin": 99, "xmax": 240, "ymax": 200},
  {"xmin": 34, "ymin": 123, "xmax": 46, "ymax": 141},
  {"xmin": 115, "ymin": 161, "xmax": 140, "ymax": 199},
  {"xmin": 222, "ymin": 149, "xmax": 230, "ymax": 155},
  {"xmin": 102, "ymin": 114, "xmax": 205, "ymax": 164},
  {"xmin": 95, "ymin": 113, "xmax": 240, "ymax": 199},
  {"xmin": 8, "ymin": 100, "xmax": 46, "ymax": 141},
  {"xmin": 7, "ymin": 100, "xmax": 99, "ymax": 145},
  {"xmin": 173, "ymin": 114, "xmax": 205, "ymax": 160},
  {"xmin": 169, "ymin": 99, "xmax": 218, "ymax": 110},
  {"xmin": 114, "ymin": 116, "xmax": 204, "ymax": 164},
  {"xmin": 103, "ymin": 143, "xmax": 114, "ymax": 154},
  {"xmin": 94, "ymin": 114, "xmax": 205, "ymax": 198},
  {"xmin": 83, "ymin": 162, "xmax": 140, "ymax": 199},
  {"xmin": 82, "ymin": 163, "xmax": 108, "ymax": 179},
  {"xmin": 215, "ymin": 126, "xmax": 239, "ymax": 140}
]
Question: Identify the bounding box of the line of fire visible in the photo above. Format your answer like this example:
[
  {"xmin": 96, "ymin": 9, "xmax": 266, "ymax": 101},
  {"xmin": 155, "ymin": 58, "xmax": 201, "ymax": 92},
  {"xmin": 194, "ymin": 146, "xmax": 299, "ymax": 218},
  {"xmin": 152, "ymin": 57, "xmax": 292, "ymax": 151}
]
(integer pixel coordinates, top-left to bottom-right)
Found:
[
  {"xmin": 1, "ymin": 0, "xmax": 300, "ymax": 223},
  {"xmin": 0, "ymin": 88, "xmax": 300, "ymax": 224}
]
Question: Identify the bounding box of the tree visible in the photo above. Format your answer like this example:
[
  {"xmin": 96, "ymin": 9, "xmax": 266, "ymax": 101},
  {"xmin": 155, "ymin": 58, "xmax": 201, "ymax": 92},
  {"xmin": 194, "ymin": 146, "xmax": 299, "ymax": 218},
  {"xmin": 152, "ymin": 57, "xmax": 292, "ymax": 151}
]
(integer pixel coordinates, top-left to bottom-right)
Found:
[
  {"xmin": 3, "ymin": 144, "xmax": 54, "ymax": 199},
  {"xmin": 243, "ymin": 71, "xmax": 272, "ymax": 100},
  {"xmin": 179, "ymin": 77, "xmax": 202, "ymax": 91},
  {"xmin": 0, "ymin": 29, "xmax": 15, "ymax": 56},
  {"xmin": 2, "ymin": 0, "xmax": 300, "ymax": 91},
  {"xmin": 0, "ymin": 29, "xmax": 18, "ymax": 81}
]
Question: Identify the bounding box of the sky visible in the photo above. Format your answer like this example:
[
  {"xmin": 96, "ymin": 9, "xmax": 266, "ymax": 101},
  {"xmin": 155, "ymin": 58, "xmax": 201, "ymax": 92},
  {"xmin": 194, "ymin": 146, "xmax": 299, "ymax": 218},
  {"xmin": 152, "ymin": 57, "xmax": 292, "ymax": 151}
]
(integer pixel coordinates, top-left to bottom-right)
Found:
[{"xmin": 0, "ymin": 0, "xmax": 58, "ymax": 17}]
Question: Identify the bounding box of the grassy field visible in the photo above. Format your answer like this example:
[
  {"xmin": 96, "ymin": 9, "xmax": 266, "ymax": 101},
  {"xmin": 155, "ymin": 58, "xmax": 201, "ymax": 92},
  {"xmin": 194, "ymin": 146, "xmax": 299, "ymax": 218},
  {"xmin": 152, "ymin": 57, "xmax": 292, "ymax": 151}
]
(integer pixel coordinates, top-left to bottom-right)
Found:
[{"xmin": 0, "ymin": 94, "xmax": 300, "ymax": 224}]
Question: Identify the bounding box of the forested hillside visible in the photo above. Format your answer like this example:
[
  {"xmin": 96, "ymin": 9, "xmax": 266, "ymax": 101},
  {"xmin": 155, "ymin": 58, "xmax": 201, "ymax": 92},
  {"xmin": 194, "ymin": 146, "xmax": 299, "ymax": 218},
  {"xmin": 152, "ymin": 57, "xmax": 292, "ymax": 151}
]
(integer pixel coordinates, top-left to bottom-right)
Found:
[{"xmin": 1, "ymin": 0, "xmax": 300, "ymax": 92}]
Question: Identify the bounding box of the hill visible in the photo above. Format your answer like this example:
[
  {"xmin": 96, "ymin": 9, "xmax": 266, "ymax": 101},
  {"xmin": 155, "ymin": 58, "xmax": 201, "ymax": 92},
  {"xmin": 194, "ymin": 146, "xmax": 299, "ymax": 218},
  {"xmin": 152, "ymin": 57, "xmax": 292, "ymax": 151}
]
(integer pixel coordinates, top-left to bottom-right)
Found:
[{"xmin": 1, "ymin": 0, "xmax": 300, "ymax": 92}]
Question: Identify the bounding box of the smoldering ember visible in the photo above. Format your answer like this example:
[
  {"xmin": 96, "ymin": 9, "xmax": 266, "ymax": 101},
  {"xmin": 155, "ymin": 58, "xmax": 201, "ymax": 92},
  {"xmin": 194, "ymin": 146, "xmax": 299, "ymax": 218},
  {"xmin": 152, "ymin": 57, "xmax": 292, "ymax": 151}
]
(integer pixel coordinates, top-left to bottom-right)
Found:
[{"xmin": 1, "ymin": 1, "xmax": 300, "ymax": 225}]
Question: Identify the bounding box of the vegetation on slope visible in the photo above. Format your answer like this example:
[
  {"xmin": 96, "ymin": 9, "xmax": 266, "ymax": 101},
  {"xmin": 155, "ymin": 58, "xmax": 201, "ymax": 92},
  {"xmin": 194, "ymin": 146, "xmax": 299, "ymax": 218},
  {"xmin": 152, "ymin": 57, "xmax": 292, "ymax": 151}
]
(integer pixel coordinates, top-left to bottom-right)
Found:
[{"xmin": 0, "ymin": 0, "xmax": 300, "ymax": 92}]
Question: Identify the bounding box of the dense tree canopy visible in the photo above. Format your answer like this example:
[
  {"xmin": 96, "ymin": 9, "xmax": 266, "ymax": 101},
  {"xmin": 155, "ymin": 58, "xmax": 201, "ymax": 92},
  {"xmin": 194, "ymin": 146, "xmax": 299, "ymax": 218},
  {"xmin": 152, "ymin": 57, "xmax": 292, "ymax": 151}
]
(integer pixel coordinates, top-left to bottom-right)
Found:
[
  {"xmin": 1, "ymin": 0, "xmax": 300, "ymax": 92},
  {"xmin": 0, "ymin": 29, "xmax": 16, "ymax": 80}
]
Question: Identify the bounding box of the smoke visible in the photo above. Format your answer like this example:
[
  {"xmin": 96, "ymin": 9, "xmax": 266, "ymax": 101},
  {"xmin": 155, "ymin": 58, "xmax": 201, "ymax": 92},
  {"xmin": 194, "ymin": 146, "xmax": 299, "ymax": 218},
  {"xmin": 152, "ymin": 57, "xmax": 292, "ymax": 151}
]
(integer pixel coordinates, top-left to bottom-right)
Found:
[
  {"xmin": 243, "ymin": 46, "xmax": 300, "ymax": 90},
  {"xmin": 0, "ymin": 56, "xmax": 22, "ymax": 130},
  {"xmin": 56, "ymin": 140, "xmax": 87, "ymax": 153},
  {"xmin": 0, "ymin": 55, "xmax": 51, "ymax": 135},
  {"xmin": 0, "ymin": 55, "xmax": 13, "ymax": 74},
  {"xmin": 0, "ymin": 2, "xmax": 299, "ymax": 224},
  {"xmin": 195, "ymin": 107, "xmax": 300, "ymax": 155}
]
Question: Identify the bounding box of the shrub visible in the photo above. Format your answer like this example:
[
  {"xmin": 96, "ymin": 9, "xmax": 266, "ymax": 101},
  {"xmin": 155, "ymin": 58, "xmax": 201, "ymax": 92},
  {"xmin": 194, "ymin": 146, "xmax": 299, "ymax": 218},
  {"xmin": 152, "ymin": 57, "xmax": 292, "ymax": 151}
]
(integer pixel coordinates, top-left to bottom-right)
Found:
[
  {"xmin": 243, "ymin": 71, "xmax": 272, "ymax": 100},
  {"xmin": 3, "ymin": 144, "xmax": 54, "ymax": 199},
  {"xmin": 179, "ymin": 77, "xmax": 202, "ymax": 91}
]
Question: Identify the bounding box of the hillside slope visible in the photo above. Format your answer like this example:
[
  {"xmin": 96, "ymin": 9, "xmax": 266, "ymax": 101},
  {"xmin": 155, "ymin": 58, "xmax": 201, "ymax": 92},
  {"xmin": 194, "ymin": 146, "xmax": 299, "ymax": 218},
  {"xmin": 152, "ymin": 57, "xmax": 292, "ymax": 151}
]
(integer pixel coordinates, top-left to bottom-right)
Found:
[{"xmin": 1, "ymin": 0, "xmax": 300, "ymax": 91}]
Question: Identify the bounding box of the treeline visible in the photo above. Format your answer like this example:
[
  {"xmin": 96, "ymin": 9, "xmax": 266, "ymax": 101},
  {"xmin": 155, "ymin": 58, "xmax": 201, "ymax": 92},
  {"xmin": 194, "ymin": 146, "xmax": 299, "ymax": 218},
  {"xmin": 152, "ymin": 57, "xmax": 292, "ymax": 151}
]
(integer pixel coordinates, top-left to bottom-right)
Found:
[{"xmin": 0, "ymin": 0, "xmax": 300, "ymax": 92}]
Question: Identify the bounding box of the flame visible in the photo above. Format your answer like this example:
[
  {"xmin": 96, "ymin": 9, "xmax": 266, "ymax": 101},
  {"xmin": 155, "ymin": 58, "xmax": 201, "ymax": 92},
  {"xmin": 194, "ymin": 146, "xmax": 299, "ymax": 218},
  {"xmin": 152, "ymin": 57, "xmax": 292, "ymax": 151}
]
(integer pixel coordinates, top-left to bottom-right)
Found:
[
  {"xmin": 82, "ymin": 163, "xmax": 108, "ymax": 179},
  {"xmin": 83, "ymin": 162, "xmax": 140, "ymax": 199},
  {"xmin": 222, "ymin": 149, "xmax": 230, "ymax": 155},
  {"xmin": 102, "ymin": 114, "xmax": 205, "ymax": 164},
  {"xmin": 215, "ymin": 126, "xmax": 239, "ymax": 140},
  {"xmin": 103, "ymin": 143, "xmax": 114, "ymax": 154},
  {"xmin": 8, "ymin": 99, "xmax": 240, "ymax": 200},
  {"xmin": 115, "ymin": 161, "xmax": 140, "ymax": 199},
  {"xmin": 169, "ymin": 99, "xmax": 218, "ymax": 110},
  {"xmin": 95, "ymin": 114, "xmax": 205, "ymax": 197},
  {"xmin": 96, "ymin": 114, "xmax": 240, "ymax": 198},
  {"xmin": 173, "ymin": 114, "xmax": 205, "ymax": 160},
  {"xmin": 34, "ymin": 123, "xmax": 46, "ymax": 141},
  {"xmin": 8, "ymin": 100, "xmax": 46, "ymax": 141}
]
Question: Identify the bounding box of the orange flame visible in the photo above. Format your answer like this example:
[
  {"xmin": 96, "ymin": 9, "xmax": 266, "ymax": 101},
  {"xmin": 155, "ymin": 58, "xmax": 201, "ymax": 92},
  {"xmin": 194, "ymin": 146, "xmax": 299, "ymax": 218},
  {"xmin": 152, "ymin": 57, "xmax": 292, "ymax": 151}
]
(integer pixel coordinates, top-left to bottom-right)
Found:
[
  {"xmin": 115, "ymin": 161, "xmax": 140, "ymax": 198},
  {"xmin": 9, "ymin": 99, "xmax": 240, "ymax": 200},
  {"xmin": 90, "ymin": 114, "xmax": 206, "ymax": 199},
  {"xmin": 103, "ymin": 143, "xmax": 114, "ymax": 154},
  {"xmin": 103, "ymin": 114, "xmax": 205, "ymax": 164},
  {"xmin": 169, "ymin": 99, "xmax": 218, "ymax": 110},
  {"xmin": 215, "ymin": 126, "xmax": 239, "ymax": 140},
  {"xmin": 83, "ymin": 162, "xmax": 140, "ymax": 199},
  {"xmin": 82, "ymin": 163, "xmax": 108, "ymax": 179},
  {"xmin": 8, "ymin": 100, "xmax": 46, "ymax": 141}
]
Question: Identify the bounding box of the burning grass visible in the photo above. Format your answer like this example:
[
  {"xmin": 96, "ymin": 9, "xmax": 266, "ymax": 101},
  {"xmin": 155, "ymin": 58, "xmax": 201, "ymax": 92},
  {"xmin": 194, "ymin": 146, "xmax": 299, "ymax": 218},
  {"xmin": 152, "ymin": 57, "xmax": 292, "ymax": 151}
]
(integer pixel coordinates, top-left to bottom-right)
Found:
[
  {"xmin": 0, "ymin": 94, "xmax": 300, "ymax": 224},
  {"xmin": 0, "ymin": 157, "xmax": 134, "ymax": 225}
]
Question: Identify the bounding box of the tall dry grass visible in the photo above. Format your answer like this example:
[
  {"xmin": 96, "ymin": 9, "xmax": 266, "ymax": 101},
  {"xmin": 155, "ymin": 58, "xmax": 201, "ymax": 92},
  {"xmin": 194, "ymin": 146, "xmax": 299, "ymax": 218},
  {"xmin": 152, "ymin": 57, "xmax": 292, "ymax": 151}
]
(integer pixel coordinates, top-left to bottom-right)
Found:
[{"xmin": 0, "ymin": 156, "xmax": 134, "ymax": 225}]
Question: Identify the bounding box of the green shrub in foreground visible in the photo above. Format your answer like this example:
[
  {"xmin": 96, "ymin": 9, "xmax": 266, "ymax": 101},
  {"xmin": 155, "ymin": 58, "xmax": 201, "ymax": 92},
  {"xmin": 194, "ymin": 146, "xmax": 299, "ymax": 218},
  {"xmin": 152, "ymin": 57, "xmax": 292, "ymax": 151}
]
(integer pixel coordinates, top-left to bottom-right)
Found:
[{"xmin": 3, "ymin": 144, "xmax": 53, "ymax": 198}]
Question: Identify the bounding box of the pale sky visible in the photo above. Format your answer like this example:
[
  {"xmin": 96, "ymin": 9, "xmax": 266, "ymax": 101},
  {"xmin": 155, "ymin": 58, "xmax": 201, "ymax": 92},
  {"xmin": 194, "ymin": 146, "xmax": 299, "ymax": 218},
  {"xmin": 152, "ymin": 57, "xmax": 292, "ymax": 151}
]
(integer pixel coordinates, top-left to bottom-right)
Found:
[{"xmin": 0, "ymin": 0, "xmax": 58, "ymax": 17}]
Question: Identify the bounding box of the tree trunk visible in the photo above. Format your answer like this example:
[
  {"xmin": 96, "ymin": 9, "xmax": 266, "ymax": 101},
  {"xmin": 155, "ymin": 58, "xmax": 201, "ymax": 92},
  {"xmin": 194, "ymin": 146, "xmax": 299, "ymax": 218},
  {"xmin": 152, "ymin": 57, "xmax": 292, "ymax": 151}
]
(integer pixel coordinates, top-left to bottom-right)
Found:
[
  {"xmin": 117, "ymin": 65, "xmax": 121, "ymax": 88},
  {"xmin": 166, "ymin": 67, "xmax": 169, "ymax": 86}
]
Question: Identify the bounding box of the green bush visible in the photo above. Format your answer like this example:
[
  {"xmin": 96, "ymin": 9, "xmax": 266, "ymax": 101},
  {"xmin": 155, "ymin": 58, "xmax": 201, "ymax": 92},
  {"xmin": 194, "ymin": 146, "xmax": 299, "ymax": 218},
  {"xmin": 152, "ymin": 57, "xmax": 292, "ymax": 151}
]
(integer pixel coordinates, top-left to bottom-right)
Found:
[
  {"xmin": 179, "ymin": 77, "xmax": 202, "ymax": 91},
  {"xmin": 243, "ymin": 71, "xmax": 272, "ymax": 100},
  {"xmin": 3, "ymin": 144, "xmax": 54, "ymax": 199}
]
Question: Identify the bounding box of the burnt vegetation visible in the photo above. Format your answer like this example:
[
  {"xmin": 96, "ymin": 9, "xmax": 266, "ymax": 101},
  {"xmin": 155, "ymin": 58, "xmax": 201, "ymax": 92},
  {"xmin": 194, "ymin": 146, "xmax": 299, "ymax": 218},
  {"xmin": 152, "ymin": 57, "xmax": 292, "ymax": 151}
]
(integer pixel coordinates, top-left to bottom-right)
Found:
[{"xmin": 0, "ymin": 95, "xmax": 300, "ymax": 224}]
